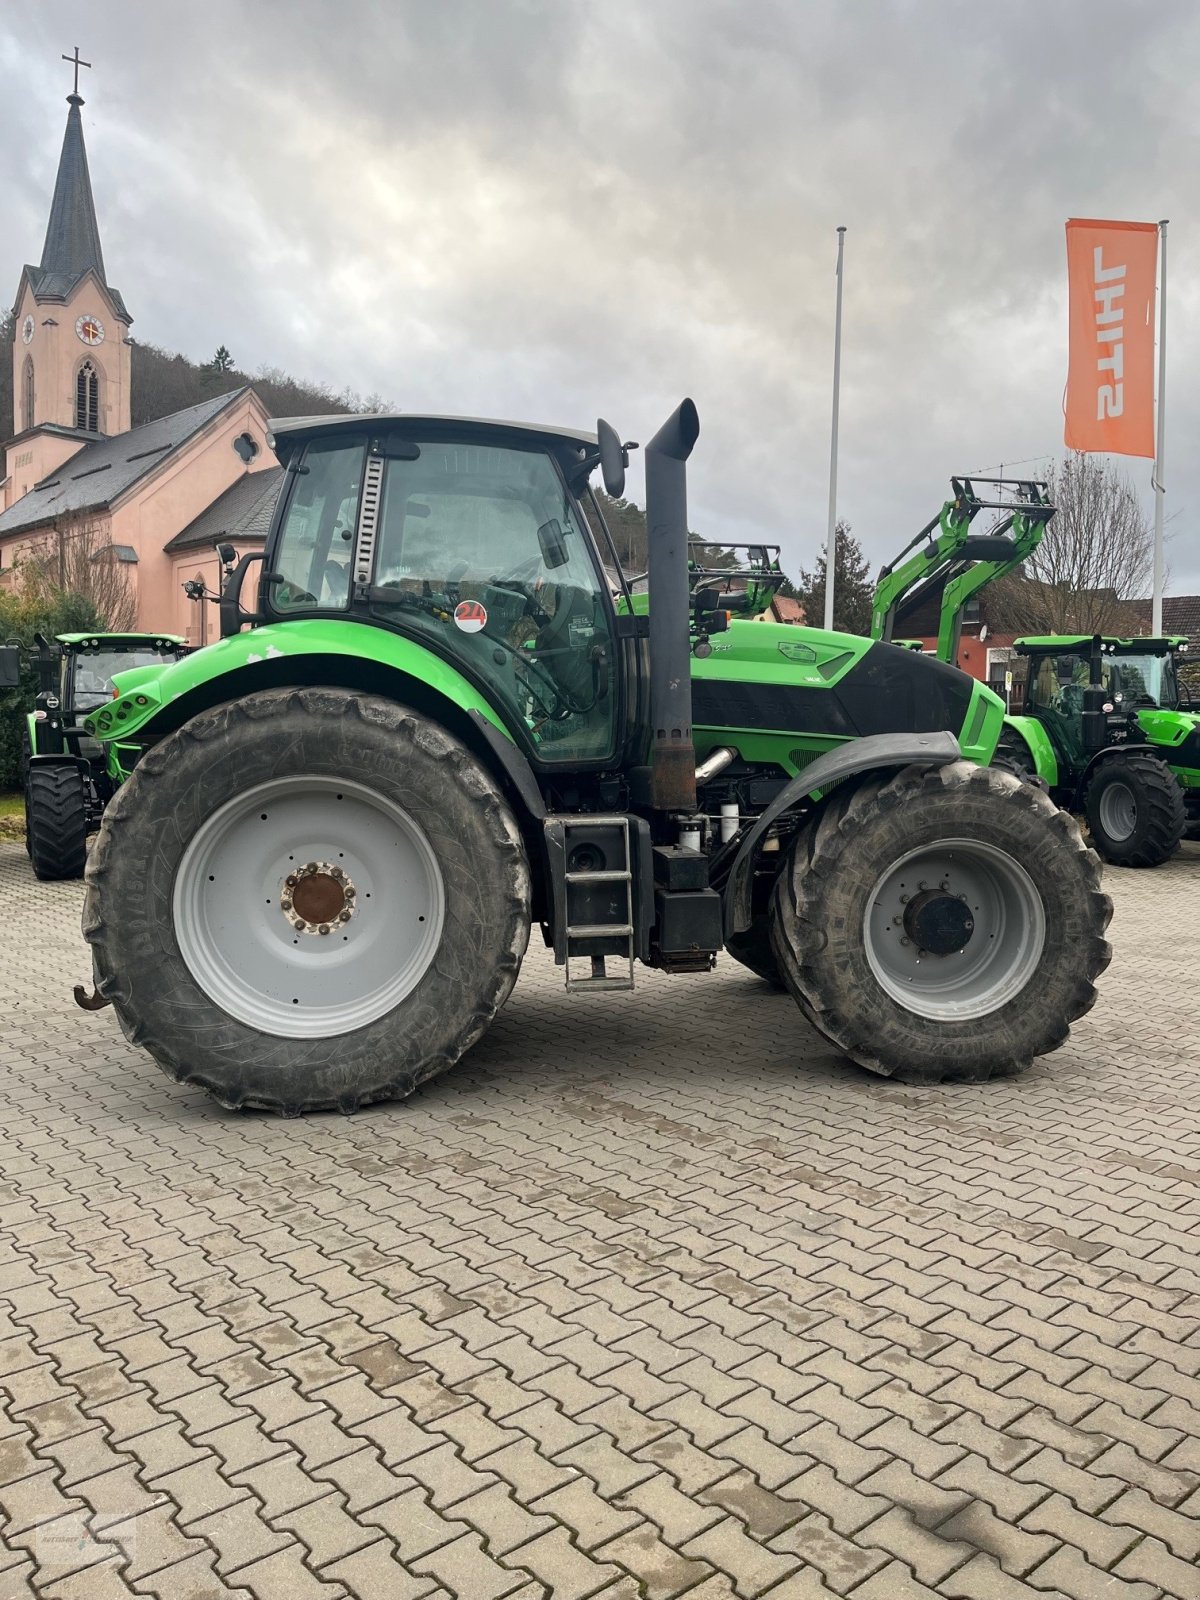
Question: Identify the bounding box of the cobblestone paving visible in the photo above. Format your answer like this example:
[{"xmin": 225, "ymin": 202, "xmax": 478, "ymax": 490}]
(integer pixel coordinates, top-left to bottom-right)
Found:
[{"xmin": 1, "ymin": 837, "xmax": 1200, "ymax": 1599}]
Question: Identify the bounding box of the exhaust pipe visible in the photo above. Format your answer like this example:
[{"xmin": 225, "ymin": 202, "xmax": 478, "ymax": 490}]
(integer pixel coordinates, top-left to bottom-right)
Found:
[{"xmin": 645, "ymin": 399, "xmax": 701, "ymax": 813}]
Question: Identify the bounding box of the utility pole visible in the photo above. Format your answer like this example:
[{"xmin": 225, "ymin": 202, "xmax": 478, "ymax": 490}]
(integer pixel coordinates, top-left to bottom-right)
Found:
[{"xmin": 823, "ymin": 227, "xmax": 847, "ymax": 633}]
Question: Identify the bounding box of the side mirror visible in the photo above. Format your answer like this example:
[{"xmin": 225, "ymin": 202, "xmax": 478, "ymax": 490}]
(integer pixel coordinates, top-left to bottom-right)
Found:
[
  {"xmin": 216, "ymin": 541, "xmax": 237, "ymax": 568},
  {"xmin": 597, "ymin": 418, "xmax": 627, "ymax": 499},
  {"xmin": 0, "ymin": 643, "xmax": 21, "ymax": 689},
  {"xmin": 536, "ymin": 518, "xmax": 570, "ymax": 571}
]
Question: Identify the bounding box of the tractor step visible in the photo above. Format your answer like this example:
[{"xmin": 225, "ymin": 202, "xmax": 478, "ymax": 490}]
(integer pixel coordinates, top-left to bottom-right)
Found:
[{"xmin": 544, "ymin": 814, "xmax": 638, "ymax": 993}]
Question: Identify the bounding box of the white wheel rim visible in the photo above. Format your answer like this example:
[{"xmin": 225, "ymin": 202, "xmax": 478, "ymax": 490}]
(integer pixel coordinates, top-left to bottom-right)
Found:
[
  {"xmin": 864, "ymin": 838, "xmax": 1046, "ymax": 1022},
  {"xmin": 1098, "ymin": 780, "xmax": 1137, "ymax": 842},
  {"xmin": 173, "ymin": 775, "xmax": 445, "ymax": 1038}
]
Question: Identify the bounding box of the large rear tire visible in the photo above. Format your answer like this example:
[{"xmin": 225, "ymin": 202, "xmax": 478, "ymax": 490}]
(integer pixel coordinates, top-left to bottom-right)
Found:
[
  {"xmin": 83, "ymin": 688, "xmax": 531, "ymax": 1113},
  {"xmin": 1084, "ymin": 751, "xmax": 1185, "ymax": 868},
  {"xmin": 769, "ymin": 761, "xmax": 1112, "ymax": 1084},
  {"xmin": 26, "ymin": 764, "xmax": 88, "ymax": 880}
]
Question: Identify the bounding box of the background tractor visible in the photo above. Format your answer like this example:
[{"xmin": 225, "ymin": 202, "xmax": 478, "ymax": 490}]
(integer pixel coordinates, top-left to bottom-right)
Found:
[
  {"xmin": 0, "ymin": 631, "xmax": 187, "ymax": 880},
  {"xmin": 79, "ymin": 404, "xmax": 1110, "ymax": 1113},
  {"xmin": 997, "ymin": 636, "xmax": 1197, "ymax": 866},
  {"xmin": 870, "ymin": 480, "xmax": 1198, "ymax": 866}
]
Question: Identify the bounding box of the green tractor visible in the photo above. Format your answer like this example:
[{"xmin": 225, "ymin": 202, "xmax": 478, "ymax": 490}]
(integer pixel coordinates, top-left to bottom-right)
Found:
[
  {"xmin": 1, "ymin": 631, "xmax": 187, "ymax": 880},
  {"xmin": 78, "ymin": 405, "xmax": 1110, "ymax": 1112},
  {"xmin": 869, "ymin": 477, "xmax": 1199, "ymax": 867},
  {"xmin": 997, "ymin": 636, "xmax": 1197, "ymax": 867}
]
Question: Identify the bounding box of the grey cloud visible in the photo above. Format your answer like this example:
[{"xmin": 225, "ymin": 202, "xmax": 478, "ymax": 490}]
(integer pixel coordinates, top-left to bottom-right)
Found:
[{"xmin": 4, "ymin": 0, "xmax": 1198, "ymax": 584}]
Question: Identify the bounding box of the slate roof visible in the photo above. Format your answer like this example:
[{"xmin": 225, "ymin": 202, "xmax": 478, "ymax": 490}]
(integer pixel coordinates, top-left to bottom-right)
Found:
[
  {"xmin": 0, "ymin": 389, "xmax": 248, "ymax": 539},
  {"xmin": 163, "ymin": 466, "xmax": 283, "ymax": 554},
  {"xmin": 14, "ymin": 96, "xmax": 130, "ymax": 321}
]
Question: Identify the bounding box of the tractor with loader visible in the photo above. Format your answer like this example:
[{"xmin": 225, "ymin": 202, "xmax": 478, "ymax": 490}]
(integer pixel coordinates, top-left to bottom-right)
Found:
[
  {"xmin": 0, "ymin": 631, "xmax": 187, "ymax": 881},
  {"xmin": 871, "ymin": 477, "xmax": 1199, "ymax": 867},
  {"xmin": 77, "ymin": 404, "xmax": 1111, "ymax": 1113}
]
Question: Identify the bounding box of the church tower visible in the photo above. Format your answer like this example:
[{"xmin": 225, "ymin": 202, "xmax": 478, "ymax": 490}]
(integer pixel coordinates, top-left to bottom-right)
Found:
[{"xmin": 8, "ymin": 54, "xmax": 132, "ymax": 498}]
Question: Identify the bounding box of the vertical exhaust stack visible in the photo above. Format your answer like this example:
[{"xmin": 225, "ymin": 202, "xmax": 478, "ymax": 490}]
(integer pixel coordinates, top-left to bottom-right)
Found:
[{"xmin": 644, "ymin": 399, "xmax": 701, "ymax": 813}]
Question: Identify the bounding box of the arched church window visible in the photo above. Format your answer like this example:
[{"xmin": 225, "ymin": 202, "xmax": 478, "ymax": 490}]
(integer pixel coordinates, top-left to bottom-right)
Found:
[
  {"xmin": 75, "ymin": 360, "xmax": 100, "ymax": 432},
  {"xmin": 21, "ymin": 356, "xmax": 34, "ymax": 432}
]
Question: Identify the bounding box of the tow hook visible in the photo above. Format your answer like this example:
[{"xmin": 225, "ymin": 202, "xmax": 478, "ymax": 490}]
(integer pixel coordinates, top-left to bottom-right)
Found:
[{"xmin": 73, "ymin": 984, "xmax": 112, "ymax": 1011}]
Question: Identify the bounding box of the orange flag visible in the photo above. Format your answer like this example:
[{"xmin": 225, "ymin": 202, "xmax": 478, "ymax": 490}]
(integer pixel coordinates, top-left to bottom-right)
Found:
[{"xmin": 1065, "ymin": 219, "xmax": 1158, "ymax": 457}]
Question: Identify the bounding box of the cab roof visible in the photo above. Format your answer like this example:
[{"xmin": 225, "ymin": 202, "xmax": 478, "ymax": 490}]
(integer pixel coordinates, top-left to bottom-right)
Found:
[
  {"xmin": 266, "ymin": 413, "xmax": 600, "ymax": 454},
  {"xmin": 56, "ymin": 631, "xmax": 187, "ymax": 650},
  {"xmin": 1014, "ymin": 635, "xmax": 1188, "ymax": 654}
]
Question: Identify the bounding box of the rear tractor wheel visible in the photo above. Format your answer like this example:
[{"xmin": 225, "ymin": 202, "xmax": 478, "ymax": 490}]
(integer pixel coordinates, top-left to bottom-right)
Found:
[
  {"xmin": 769, "ymin": 761, "xmax": 1112, "ymax": 1084},
  {"xmin": 83, "ymin": 688, "xmax": 532, "ymax": 1113},
  {"xmin": 1084, "ymin": 751, "xmax": 1185, "ymax": 868},
  {"xmin": 26, "ymin": 764, "xmax": 88, "ymax": 880}
]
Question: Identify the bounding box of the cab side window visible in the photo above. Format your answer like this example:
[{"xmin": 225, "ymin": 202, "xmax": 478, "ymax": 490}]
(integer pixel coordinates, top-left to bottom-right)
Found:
[{"xmin": 273, "ymin": 440, "xmax": 363, "ymax": 612}]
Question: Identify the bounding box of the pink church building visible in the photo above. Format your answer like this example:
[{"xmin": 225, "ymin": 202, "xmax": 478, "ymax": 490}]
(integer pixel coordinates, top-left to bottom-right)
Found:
[{"xmin": 1, "ymin": 81, "xmax": 280, "ymax": 644}]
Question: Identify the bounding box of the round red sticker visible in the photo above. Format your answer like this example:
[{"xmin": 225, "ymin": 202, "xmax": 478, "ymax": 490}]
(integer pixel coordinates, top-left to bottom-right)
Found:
[{"xmin": 453, "ymin": 600, "xmax": 487, "ymax": 634}]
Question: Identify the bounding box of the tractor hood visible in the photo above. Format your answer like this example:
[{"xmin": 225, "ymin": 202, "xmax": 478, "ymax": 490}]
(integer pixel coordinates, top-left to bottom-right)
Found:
[
  {"xmin": 1138, "ymin": 706, "xmax": 1200, "ymax": 776},
  {"xmin": 691, "ymin": 619, "xmax": 1003, "ymax": 770}
]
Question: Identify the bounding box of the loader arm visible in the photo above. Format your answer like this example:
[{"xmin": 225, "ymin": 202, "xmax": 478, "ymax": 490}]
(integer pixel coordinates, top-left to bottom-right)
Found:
[{"xmin": 870, "ymin": 477, "xmax": 1054, "ymax": 661}]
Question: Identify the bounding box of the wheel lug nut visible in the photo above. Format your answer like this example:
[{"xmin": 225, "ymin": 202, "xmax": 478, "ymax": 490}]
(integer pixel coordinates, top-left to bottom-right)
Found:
[
  {"xmin": 330, "ymin": 867, "xmax": 344, "ymax": 880},
  {"xmin": 318, "ymin": 924, "xmax": 330, "ymax": 935},
  {"xmin": 344, "ymin": 886, "xmax": 356, "ymax": 899},
  {"xmin": 338, "ymin": 910, "xmax": 352, "ymax": 922},
  {"xmin": 280, "ymin": 897, "xmax": 292, "ymax": 910},
  {"xmin": 285, "ymin": 875, "xmax": 297, "ymax": 888}
]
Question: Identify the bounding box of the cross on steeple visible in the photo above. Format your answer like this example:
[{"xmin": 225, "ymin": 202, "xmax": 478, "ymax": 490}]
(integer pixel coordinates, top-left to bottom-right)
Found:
[{"xmin": 61, "ymin": 46, "xmax": 91, "ymax": 99}]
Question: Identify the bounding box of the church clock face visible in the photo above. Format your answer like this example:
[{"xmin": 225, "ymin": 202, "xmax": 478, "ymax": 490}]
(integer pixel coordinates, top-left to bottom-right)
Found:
[
  {"xmin": 21, "ymin": 314, "xmax": 34, "ymax": 344},
  {"xmin": 75, "ymin": 314, "xmax": 105, "ymax": 346}
]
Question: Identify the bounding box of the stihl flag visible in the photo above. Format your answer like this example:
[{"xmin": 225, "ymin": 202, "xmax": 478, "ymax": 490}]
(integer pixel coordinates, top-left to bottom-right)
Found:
[{"xmin": 1065, "ymin": 218, "xmax": 1157, "ymax": 457}]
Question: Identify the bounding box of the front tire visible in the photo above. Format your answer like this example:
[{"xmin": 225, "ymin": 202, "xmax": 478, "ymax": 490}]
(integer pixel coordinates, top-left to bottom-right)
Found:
[
  {"xmin": 83, "ymin": 688, "xmax": 531, "ymax": 1112},
  {"xmin": 1084, "ymin": 752, "xmax": 1185, "ymax": 868},
  {"xmin": 769, "ymin": 761, "xmax": 1112, "ymax": 1083},
  {"xmin": 26, "ymin": 764, "xmax": 88, "ymax": 880}
]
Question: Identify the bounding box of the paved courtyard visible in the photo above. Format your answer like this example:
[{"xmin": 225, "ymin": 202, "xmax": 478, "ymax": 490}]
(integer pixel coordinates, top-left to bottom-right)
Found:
[{"xmin": 1, "ymin": 837, "xmax": 1200, "ymax": 1600}]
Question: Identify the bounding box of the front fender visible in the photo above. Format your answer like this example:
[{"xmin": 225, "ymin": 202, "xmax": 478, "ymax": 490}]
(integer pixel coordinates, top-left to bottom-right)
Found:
[
  {"xmin": 85, "ymin": 620, "xmax": 514, "ymax": 746},
  {"xmin": 723, "ymin": 731, "xmax": 961, "ymax": 937},
  {"xmin": 1002, "ymin": 716, "xmax": 1058, "ymax": 787}
]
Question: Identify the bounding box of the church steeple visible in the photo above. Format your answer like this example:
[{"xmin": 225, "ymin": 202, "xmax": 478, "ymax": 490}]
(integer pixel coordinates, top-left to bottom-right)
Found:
[
  {"xmin": 39, "ymin": 90, "xmax": 107, "ymax": 284},
  {"xmin": 8, "ymin": 57, "xmax": 132, "ymax": 452}
]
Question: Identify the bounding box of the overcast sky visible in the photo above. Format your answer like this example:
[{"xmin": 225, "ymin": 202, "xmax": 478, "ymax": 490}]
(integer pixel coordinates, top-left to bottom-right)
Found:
[{"xmin": 4, "ymin": 0, "xmax": 1199, "ymax": 589}]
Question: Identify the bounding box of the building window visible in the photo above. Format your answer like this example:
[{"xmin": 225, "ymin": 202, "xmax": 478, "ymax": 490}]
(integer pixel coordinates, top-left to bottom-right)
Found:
[
  {"xmin": 21, "ymin": 356, "xmax": 34, "ymax": 432},
  {"xmin": 75, "ymin": 360, "xmax": 100, "ymax": 432}
]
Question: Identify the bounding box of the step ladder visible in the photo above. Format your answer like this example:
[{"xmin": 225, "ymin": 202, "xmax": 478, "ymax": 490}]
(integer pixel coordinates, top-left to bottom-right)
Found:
[{"xmin": 549, "ymin": 815, "xmax": 636, "ymax": 993}]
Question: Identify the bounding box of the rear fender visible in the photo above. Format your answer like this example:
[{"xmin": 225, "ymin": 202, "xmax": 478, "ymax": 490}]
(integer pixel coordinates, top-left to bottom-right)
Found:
[
  {"xmin": 723, "ymin": 731, "xmax": 961, "ymax": 937},
  {"xmin": 1002, "ymin": 716, "xmax": 1058, "ymax": 787}
]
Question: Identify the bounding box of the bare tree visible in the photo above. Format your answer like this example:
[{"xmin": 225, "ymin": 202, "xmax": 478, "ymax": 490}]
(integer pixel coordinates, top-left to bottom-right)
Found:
[
  {"xmin": 14, "ymin": 520, "xmax": 139, "ymax": 631},
  {"xmin": 988, "ymin": 454, "xmax": 1152, "ymax": 636}
]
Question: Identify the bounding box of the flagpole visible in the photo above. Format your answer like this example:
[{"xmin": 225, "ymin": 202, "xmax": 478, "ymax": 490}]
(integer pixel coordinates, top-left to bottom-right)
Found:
[
  {"xmin": 1152, "ymin": 218, "xmax": 1168, "ymax": 636},
  {"xmin": 823, "ymin": 226, "xmax": 847, "ymax": 632}
]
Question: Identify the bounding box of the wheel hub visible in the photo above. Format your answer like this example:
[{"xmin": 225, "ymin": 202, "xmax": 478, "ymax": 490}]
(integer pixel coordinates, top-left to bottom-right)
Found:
[
  {"xmin": 281, "ymin": 861, "xmax": 357, "ymax": 935},
  {"xmin": 902, "ymin": 888, "xmax": 974, "ymax": 956}
]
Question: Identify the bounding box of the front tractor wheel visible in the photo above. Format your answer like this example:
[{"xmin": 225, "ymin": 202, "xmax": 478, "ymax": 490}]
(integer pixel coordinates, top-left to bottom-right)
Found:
[
  {"xmin": 769, "ymin": 761, "xmax": 1112, "ymax": 1084},
  {"xmin": 26, "ymin": 764, "xmax": 88, "ymax": 880},
  {"xmin": 1084, "ymin": 751, "xmax": 1185, "ymax": 868},
  {"xmin": 83, "ymin": 688, "xmax": 531, "ymax": 1113}
]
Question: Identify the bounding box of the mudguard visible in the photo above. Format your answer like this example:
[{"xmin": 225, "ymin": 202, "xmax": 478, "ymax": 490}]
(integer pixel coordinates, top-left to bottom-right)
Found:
[
  {"xmin": 723, "ymin": 730, "xmax": 961, "ymax": 937},
  {"xmin": 1002, "ymin": 716, "xmax": 1058, "ymax": 787}
]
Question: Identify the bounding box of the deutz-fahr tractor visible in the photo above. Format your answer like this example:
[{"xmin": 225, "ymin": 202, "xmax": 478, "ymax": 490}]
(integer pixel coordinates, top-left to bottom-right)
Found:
[
  {"xmin": 0, "ymin": 631, "xmax": 186, "ymax": 881},
  {"xmin": 996, "ymin": 636, "xmax": 1198, "ymax": 867},
  {"xmin": 78, "ymin": 404, "xmax": 1111, "ymax": 1113}
]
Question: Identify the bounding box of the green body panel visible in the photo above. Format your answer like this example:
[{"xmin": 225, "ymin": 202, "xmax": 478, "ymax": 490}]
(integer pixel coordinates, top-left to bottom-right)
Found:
[
  {"xmin": 1000, "ymin": 715, "xmax": 1059, "ymax": 786},
  {"xmin": 86, "ymin": 620, "xmax": 514, "ymax": 763},
  {"xmin": 691, "ymin": 618, "xmax": 1003, "ymax": 772},
  {"xmin": 1134, "ymin": 707, "xmax": 1200, "ymax": 754},
  {"xmin": 24, "ymin": 710, "xmax": 39, "ymax": 757}
]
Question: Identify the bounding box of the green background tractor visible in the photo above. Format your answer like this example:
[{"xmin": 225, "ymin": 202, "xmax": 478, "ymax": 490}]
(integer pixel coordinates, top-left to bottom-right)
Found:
[
  {"xmin": 1, "ymin": 631, "xmax": 187, "ymax": 880},
  {"xmin": 79, "ymin": 403, "xmax": 1110, "ymax": 1113},
  {"xmin": 870, "ymin": 480, "xmax": 1198, "ymax": 867},
  {"xmin": 997, "ymin": 635, "xmax": 1198, "ymax": 866}
]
